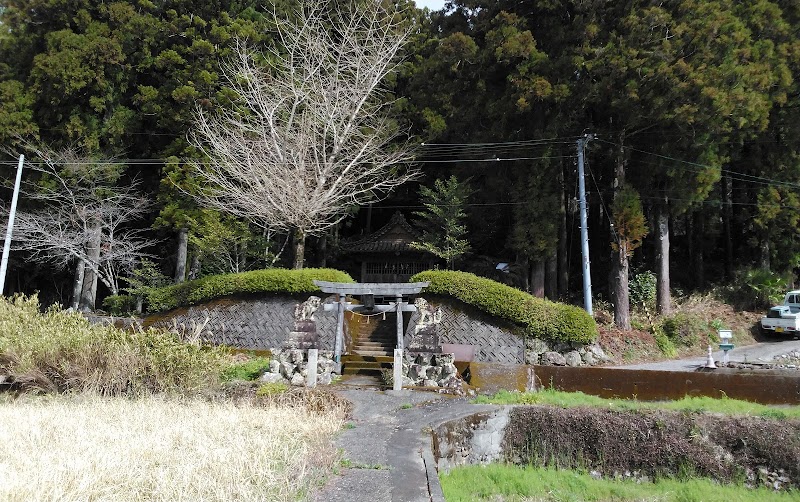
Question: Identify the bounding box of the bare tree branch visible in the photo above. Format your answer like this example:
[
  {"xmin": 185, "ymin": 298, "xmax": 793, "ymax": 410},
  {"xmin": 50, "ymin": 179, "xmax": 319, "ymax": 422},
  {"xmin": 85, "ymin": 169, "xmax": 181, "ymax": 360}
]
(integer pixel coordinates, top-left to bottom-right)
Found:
[{"xmin": 189, "ymin": 0, "xmax": 419, "ymax": 268}]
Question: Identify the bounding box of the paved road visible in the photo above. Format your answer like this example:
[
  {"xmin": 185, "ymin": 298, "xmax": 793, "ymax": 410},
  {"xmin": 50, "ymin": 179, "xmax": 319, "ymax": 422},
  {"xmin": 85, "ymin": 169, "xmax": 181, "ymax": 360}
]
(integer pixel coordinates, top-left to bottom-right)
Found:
[{"xmin": 616, "ymin": 337, "xmax": 800, "ymax": 371}]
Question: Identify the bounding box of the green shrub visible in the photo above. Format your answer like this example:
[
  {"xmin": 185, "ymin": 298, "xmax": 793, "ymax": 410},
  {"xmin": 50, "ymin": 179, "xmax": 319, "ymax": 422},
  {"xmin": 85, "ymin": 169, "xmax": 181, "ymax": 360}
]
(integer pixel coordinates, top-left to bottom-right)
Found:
[
  {"xmin": 0, "ymin": 295, "xmax": 226, "ymax": 396},
  {"xmin": 410, "ymin": 270, "xmax": 597, "ymax": 344},
  {"xmin": 652, "ymin": 327, "xmax": 678, "ymax": 357},
  {"xmin": 722, "ymin": 267, "xmax": 789, "ymax": 310},
  {"xmin": 629, "ymin": 270, "xmax": 657, "ymax": 312},
  {"xmin": 256, "ymin": 382, "xmax": 289, "ymax": 397},
  {"xmin": 145, "ymin": 268, "xmax": 354, "ymax": 313},
  {"xmin": 102, "ymin": 294, "xmax": 138, "ymax": 316},
  {"xmin": 661, "ymin": 314, "xmax": 706, "ymax": 347},
  {"xmin": 221, "ymin": 357, "xmax": 271, "ymax": 382}
]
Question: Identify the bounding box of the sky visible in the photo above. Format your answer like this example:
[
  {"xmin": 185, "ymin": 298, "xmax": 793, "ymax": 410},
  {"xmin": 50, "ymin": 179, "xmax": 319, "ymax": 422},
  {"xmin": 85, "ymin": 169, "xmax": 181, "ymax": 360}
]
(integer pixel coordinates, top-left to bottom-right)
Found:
[{"xmin": 415, "ymin": 0, "xmax": 447, "ymax": 11}]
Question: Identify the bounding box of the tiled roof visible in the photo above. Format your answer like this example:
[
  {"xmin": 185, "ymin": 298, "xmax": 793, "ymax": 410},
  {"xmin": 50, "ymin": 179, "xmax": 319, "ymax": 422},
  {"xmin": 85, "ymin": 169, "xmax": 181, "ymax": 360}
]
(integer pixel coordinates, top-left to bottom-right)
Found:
[{"xmin": 345, "ymin": 211, "xmax": 425, "ymax": 254}]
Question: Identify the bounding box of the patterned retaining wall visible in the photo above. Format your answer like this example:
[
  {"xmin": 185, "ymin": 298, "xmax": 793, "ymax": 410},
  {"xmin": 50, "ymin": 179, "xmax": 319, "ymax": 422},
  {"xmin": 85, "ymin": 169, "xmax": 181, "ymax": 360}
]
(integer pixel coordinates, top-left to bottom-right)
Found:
[
  {"xmin": 143, "ymin": 295, "xmax": 341, "ymax": 351},
  {"xmin": 141, "ymin": 294, "xmax": 525, "ymax": 364},
  {"xmin": 404, "ymin": 296, "xmax": 524, "ymax": 364}
]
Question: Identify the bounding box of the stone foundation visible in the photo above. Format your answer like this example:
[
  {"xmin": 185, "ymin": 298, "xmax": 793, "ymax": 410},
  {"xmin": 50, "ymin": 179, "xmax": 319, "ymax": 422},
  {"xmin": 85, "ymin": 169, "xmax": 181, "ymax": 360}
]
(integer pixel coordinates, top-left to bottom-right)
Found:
[
  {"xmin": 401, "ymin": 352, "xmax": 463, "ymax": 390},
  {"xmin": 259, "ymin": 348, "xmax": 336, "ymax": 386}
]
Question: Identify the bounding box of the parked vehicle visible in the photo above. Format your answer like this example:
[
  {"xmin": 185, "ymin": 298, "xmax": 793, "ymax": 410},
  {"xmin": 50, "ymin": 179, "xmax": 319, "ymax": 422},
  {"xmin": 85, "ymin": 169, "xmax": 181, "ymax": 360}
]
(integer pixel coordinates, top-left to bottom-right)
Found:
[{"xmin": 760, "ymin": 291, "xmax": 800, "ymax": 336}]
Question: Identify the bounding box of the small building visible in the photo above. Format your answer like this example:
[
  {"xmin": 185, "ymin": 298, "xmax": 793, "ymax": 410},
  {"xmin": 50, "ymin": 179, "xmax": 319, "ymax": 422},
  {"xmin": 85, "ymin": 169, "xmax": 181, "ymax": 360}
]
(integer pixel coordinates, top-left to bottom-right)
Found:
[{"xmin": 345, "ymin": 211, "xmax": 437, "ymax": 283}]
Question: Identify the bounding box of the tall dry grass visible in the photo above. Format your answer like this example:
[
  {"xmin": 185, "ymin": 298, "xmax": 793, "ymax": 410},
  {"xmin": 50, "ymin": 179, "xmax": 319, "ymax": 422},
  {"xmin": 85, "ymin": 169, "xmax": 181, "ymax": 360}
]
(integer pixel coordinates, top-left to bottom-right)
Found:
[
  {"xmin": 0, "ymin": 395, "xmax": 344, "ymax": 501},
  {"xmin": 0, "ymin": 295, "xmax": 226, "ymax": 395}
]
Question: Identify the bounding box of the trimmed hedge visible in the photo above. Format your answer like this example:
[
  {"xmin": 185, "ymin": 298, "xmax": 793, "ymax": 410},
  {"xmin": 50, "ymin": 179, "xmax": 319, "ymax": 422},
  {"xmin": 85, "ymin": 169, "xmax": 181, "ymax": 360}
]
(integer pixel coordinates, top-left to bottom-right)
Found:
[
  {"xmin": 410, "ymin": 270, "xmax": 597, "ymax": 344},
  {"xmin": 117, "ymin": 268, "xmax": 354, "ymax": 314}
]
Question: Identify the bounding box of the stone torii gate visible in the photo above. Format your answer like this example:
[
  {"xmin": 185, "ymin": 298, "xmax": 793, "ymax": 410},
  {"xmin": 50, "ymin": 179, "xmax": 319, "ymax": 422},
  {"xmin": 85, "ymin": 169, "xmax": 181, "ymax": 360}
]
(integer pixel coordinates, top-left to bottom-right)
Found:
[{"xmin": 313, "ymin": 280, "xmax": 429, "ymax": 364}]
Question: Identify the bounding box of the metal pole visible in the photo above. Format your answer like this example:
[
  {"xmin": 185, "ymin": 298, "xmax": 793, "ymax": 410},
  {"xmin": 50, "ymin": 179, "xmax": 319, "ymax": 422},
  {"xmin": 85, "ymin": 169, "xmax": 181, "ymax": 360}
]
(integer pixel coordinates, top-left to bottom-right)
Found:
[
  {"xmin": 576, "ymin": 137, "xmax": 593, "ymax": 315},
  {"xmin": 0, "ymin": 154, "xmax": 24, "ymax": 295}
]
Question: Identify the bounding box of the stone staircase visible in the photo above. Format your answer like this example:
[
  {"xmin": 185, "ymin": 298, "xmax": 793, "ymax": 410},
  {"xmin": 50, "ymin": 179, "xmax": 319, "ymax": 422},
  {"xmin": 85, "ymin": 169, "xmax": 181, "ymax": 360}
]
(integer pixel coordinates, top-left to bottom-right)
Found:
[{"xmin": 342, "ymin": 313, "xmax": 398, "ymax": 376}]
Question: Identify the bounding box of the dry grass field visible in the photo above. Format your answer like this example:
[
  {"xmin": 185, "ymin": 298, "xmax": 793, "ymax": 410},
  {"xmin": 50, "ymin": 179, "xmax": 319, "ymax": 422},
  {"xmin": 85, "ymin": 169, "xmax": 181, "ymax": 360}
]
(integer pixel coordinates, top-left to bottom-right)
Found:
[{"xmin": 0, "ymin": 395, "xmax": 344, "ymax": 501}]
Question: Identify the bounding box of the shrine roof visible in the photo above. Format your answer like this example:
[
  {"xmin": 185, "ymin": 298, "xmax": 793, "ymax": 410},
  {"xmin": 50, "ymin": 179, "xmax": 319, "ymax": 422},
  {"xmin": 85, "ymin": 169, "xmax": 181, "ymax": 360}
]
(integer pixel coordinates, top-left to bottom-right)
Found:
[{"xmin": 345, "ymin": 211, "xmax": 424, "ymax": 254}]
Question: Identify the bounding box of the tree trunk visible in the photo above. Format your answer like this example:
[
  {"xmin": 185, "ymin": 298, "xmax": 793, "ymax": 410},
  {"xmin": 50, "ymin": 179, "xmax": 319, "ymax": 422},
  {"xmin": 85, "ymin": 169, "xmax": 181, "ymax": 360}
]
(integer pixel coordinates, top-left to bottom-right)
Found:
[
  {"xmin": 693, "ymin": 210, "xmax": 705, "ymax": 288},
  {"xmin": 759, "ymin": 237, "xmax": 771, "ymax": 271},
  {"xmin": 545, "ymin": 250, "xmax": 557, "ymax": 300},
  {"xmin": 188, "ymin": 254, "xmax": 201, "ymax": 280},
  {"xmin": 70, "ymin": 260, "xmax": 85, "ymax": 310},
  {"xmin": 558, "ymin": 162, "xmax": 568, "ymax": 297},
  {"xmin": 319, "ymin": 233, "xmax": 327, "ymax": 268},
  {"xmin": 174, "ymin": 227, "xmax": 188, "ymax": 283},
  {"xmin": 723, "ymin": 174, "xmax": 733, "ymax": 279},
  {"xmin": 655, "ymin": 203, "xmax": 672, "ymax": 315},
  {"xmin": 293, "ymin": 228, "xmax": 306, "ymax": 269},
  {"xmin": 613, "ymin": 244, "xmax": 630, "ymax": 330},
  {"xmin": 531, "ymin": 260, "xmax": 545, "ymax": 298},
  {"xmin": 80, "ymin": 224, "xmax": 101, "ymax": 311},
  {"xmin": 612, "ymin": 131, "xmax": 630, "ymax": 329}
]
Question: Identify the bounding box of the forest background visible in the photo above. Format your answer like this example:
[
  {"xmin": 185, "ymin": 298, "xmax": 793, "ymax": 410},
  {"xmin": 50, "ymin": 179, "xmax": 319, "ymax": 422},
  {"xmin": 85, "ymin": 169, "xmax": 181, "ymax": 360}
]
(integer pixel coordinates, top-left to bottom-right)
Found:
[{"xmin": 1, "ymin": 0, "xmax": 799, "ymax": 331}]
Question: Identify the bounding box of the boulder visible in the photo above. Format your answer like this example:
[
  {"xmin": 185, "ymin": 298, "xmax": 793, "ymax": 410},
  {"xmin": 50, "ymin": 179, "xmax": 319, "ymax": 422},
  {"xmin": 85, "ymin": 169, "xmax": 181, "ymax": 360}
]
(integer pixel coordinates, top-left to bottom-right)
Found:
[
  {"xmin": 541, "ymin": 351, "xmax": 566, "ymax": 366},
  {"xmin": 415, "ymin": 353, "xmax": 432, "ymax": 366},
  {"xmin": 259, "ymin": 372, "xmax": 286, "ymax": 384},
  {"xmin": 269, "ymin": 359, "xmax": 280, "ymax": 374},
  {"xmin": 289, "ymin": 349, "xmax": 305, "ymax": 364},
  {"xmin": 279, "ymin": 361, "xmax": 296, "ymax": 379},
  {"xmin": 426, "ymin": 366, "xmax": 443, "ymax": 380},
  {"xmin": 525, "ymin": 350, "xmax": 541, "ymax": 365},
  {"xmin": 588, "ymin": 344, "xmax": 610, "ymax": 362},
  {"xmin": 318, "ymin": 371, "xmax": 333, "ymax": 385},
  {"xmin": 290, "ymin": 372, "xmax": 305, "ymax": 386},
  {"xmin": 564, "ymin": 351, "xmax": 582, "ymax": 367},
  {"xmin": 582, "ymin": 351, "xmax": 596, "ymax": 366}
]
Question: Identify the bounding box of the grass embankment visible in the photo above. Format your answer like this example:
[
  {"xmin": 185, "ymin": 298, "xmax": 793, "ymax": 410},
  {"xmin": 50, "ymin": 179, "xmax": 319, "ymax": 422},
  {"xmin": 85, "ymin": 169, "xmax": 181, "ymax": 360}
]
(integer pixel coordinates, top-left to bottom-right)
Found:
[
  {"xmin": 473, "ymin": 388, "xmax": 800, "ymax": 418},
  {"xmin": 441, "ymin": 465, "xmax": 797, "ymax": 502},
  {"xmin": 0, "ymin": 395, "xmax": 344, "ymax": 502}
]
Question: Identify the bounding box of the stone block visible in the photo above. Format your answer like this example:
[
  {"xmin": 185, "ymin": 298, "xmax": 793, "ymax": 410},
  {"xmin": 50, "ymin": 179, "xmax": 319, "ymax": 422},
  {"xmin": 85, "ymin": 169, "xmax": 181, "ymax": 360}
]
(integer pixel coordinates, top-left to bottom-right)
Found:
[
  {"xmin": 541, "ymin": 351, "xmax": 566, "ymax": 366},
  {"xmin": 564, "ymin": 351, "xmax": 582, "ymax": 367}
]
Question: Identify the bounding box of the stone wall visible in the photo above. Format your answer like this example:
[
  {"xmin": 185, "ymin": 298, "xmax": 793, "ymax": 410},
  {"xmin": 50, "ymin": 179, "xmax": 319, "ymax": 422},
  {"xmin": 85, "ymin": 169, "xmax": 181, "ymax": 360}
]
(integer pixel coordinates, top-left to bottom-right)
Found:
[
  {"xmin": 143, "ymin": 295, "xmax": 342, "ymax": 351},
  {"xmin": 404, "ymin": 297, "xmax": 525, "ymax": 364}
]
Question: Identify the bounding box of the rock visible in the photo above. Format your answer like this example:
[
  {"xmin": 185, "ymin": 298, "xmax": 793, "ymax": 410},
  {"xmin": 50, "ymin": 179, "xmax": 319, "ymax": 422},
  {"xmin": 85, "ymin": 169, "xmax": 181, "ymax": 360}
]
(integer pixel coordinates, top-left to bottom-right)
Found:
[
  {"xmin": 259, "ymin": 372, "xmax": 286, "ymax": 384},
  {"xmin": 439, "ymin": 374, "xmax": 461, "ymax": 389},
  {"xmin": 441, "ymin": 363, "xmax": 458, "ymax": 376},
  {"xmin": 525, "ymin": 350, "xmax": 540, "ymax": 365},
  {"xmin": 271, "ymin": 348, "xmax": 283, "ymax": 359},
  {"xmin": 426, "ymin": 366, "xmax": 443, "ymax": 380},
  {"xmin": 290, "ymin": 372, "xmax": 305, "ymax": 386},
  {"xmin": 434, "ymin": 353, "xmax": 455, "ymax": 365},
  {"xmin": 279, "ymin": 361, "xmax": 296, "ymax": 379},
  {"xmin": 588, "ymin": 344, "xmax": 610, "ymax": 361},
  {"xmin": 582, "ymin": 351, "xmax": 596, "ymax": 366},
  {"xmin": 289, "ymin": 349, "xmax": 304, "ymax": 364},
  {"xmin": 423, "ymin": 379, "xmax": 439, "ymax": 387},
  {"xmin": 402, "ymin": 376, "xmax": 415, "ymax": 387},
  {"xmin": 541, "ymin": 351, "xmax": 566, "ymax": 366},
  {"xmin": 269, "ymin": 359, "xmax": 280, "ymax": 374},
  {"xmin": 552, "ymin": 342, "xmax": 571, "ymax": 353},
  {"xmin": 318, "ymin": 371, "xmax": 332, "ymax": 385},
  {"xmin": 564, "ymin": 351, "xmax": 582, "ymax": 367},
  {"xmin": 415, "ymin": 353, "xmax": 432, "ymax": 366},
  {"xmin": 408, "ymin": 364, "xmax": 427, "ymax": 382},
  {"xmin": 526, "ymin": 338, "xmax": 550, "ymax": 353}
]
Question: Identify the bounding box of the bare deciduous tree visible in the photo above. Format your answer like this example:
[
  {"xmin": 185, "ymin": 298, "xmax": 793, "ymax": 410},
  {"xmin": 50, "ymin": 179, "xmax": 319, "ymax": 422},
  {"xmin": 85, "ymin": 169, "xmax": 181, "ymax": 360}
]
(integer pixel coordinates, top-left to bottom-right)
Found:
[
  {"xmin": 5, "ymin": 147, "xmax": 155, "ymax": 309},
  {"xmin": 190, "ymin": 0, "xmax": 418, "ymax": 269}
]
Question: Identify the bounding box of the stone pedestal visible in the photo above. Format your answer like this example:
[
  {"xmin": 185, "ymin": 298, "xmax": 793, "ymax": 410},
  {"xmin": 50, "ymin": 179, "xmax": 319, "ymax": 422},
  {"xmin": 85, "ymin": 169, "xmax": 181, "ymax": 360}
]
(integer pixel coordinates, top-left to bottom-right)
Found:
[
  {"xmin": 283, "ymin": 319, "xmax": 319, "ymax": 349},
  {"xmin": 408, "ymin": 324, "xmax": 441, "ymax": 353}
]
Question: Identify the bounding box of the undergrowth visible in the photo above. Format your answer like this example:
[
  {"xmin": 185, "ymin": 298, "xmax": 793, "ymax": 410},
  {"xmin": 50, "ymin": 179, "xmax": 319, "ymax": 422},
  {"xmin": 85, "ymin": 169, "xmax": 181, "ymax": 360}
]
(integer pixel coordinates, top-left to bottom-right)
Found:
[{"xmin": 0, "ymin": 295, "xmax": 225, "ymax": 396}]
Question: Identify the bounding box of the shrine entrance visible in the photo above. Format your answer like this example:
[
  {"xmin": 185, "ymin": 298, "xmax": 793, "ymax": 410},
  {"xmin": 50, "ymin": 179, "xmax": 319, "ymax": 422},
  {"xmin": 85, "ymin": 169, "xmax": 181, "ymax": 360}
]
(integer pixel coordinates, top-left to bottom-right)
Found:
[{"xmin": 314, "ymin": 281, "xmax": 429, "ymax": 373}]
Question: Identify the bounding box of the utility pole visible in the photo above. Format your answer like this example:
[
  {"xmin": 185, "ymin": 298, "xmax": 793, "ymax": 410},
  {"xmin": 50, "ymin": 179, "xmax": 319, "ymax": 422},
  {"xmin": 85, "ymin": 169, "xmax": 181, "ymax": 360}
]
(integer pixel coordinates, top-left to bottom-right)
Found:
[
  {"xmin": 0, "ymin": 154, "xmax": 24, "ymax": 295},
  {"xmin": 576, "ymin": 135, "xmax": 593, "ymax": 315}
]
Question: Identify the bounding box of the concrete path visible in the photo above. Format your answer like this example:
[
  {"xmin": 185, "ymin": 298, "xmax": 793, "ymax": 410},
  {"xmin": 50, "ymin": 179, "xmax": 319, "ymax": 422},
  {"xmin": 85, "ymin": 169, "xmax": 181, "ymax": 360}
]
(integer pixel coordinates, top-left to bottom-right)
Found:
[
  {"xmin": 310, "ymin": 388, "xmax": 496, "ymax": 502},
  {"xmin": 615, "ymin": 337, "xmax": 800, "ymax": 372}
]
